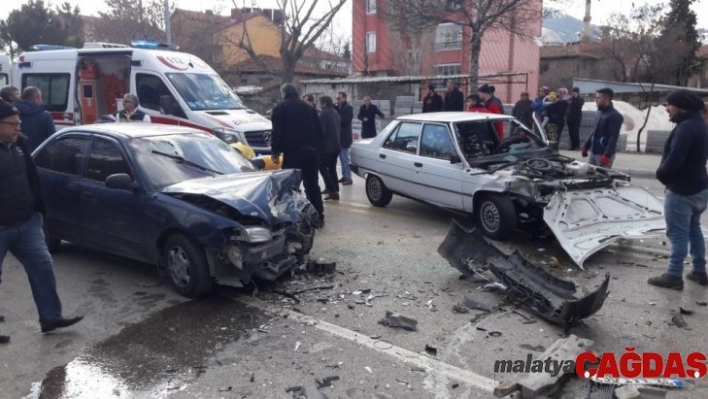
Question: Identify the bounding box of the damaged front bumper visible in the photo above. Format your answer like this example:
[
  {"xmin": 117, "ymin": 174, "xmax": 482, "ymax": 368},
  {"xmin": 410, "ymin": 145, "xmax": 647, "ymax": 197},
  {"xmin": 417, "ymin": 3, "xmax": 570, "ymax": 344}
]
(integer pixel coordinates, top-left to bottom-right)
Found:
[{"xmin": 438, "ymin": 221, "xmax": 610, "ymax": 328}]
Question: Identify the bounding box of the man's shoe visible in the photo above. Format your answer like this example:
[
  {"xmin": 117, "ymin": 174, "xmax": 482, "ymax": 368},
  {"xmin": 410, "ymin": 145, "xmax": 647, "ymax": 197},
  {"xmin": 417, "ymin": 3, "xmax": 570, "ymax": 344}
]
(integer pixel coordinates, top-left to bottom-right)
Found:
[
  {"xmin": 647, "ymin": 273, "xmax": 684, "ymax": 290},
  {"xmin": 321, "ymin": 190, "xmax": 331, "ymax": 195},
  {"xmin": 0, "ymin": 335, "xmax": 9, "ymax": 344},
  {"xmin": 324, "ymin": 193, "xmax": 340, "ymax": 201},
  {"xmin": 687, "ymin": 272, "xmax": 708, "ymax": 286},
  {"xmin": 338, "ymin": 178, "xmax": 346, "ymax": 183},
  {"xmin": 41, "ymin": 316, "xmax": 84, "ymax": 333},
  {"xmin": 341, "ymin": 179, "xmax": 353, "ymax": 186},
  {"xmin": 313, "ymin": 214, "xmax": 324, "ymax": 229}
]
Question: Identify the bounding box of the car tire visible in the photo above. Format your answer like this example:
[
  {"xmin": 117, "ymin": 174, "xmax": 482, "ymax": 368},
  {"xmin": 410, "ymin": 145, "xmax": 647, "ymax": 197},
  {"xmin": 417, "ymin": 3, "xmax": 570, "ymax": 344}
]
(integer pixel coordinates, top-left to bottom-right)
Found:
[
  {"xmin": 163, "ymin": 233, "xmax": 214, "ymax": 298},
  {"xmin": 366, "ymin": 175, "xmax": 393, "ymax": 207},
  {"xmin": 476, "ymin": 194, "xmax": 517, "ymax": 240},
  {"xmin": 43, "ymin": 220, "xmax": 61, "ymax": 253}
]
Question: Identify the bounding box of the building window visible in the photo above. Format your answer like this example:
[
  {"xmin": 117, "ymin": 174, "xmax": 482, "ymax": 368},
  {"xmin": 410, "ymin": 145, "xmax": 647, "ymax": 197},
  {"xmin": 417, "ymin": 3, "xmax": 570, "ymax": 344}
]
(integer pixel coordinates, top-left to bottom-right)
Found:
[
  {"xmin": 435, "ymin": 23, "xmax": 462, "ymax": 50},
  {"xmin": 433, "ymin": 63, "xmax": 461, "ymax": 76},
  {"xmin": 366, "ymin": 32, "xmax": 377, "ymax": 53},
  {"xmin": 366, "ymin": 0, "xmax": 377, "ymax": 14}
]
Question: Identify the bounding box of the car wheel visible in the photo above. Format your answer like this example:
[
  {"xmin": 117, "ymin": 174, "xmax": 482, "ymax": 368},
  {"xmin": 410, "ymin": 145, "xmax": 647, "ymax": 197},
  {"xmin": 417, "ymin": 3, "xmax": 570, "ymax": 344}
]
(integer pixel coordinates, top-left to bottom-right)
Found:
[
  {"xmin": 43, "ymin": 221, "xmax": 61, "ymax": 253},
  {"xmin": 366, "ymin": 175, "xmax": 393, "ymax": 207},
  {"xmin": 476, "ymin": 194, "xmax": 517, "ymax": 240},
  {"xmin": 163, "ymin": 233, "xmax": 213, "ymax": 298}
]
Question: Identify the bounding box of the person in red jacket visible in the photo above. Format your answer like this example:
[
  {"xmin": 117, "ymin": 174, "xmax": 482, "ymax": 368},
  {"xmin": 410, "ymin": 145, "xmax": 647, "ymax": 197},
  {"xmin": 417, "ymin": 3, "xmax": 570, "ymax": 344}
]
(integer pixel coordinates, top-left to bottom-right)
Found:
[
  {"xmin": 466, "ymin": 94, "xmax": 492, "ymax": 113},
  {"xmin": 477, "ymin": 84, "xmax": 504, "ymax": 140}
]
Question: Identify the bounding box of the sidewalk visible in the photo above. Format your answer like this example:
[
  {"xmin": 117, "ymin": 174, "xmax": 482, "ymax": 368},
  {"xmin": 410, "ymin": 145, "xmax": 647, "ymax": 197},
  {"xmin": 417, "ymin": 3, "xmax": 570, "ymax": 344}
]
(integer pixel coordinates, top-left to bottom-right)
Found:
[{"xmin": 559, "ymin": 150, "xmax": 660, "ymax": 179}]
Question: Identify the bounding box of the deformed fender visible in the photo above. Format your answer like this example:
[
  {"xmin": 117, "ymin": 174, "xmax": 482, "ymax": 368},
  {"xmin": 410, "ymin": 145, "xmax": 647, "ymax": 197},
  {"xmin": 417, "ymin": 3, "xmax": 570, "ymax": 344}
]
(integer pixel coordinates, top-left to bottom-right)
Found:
[{"xmin": 438, "ymin": 220, "xmax": 610, "ymax": 328}]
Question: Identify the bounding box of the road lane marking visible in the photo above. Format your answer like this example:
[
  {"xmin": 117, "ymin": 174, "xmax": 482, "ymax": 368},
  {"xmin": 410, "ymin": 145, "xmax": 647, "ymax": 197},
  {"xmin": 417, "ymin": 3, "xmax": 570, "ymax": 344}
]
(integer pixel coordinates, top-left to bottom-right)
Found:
[{"xmin": 225, "ymin": 295, "xmax": 500, "ymax": 393}]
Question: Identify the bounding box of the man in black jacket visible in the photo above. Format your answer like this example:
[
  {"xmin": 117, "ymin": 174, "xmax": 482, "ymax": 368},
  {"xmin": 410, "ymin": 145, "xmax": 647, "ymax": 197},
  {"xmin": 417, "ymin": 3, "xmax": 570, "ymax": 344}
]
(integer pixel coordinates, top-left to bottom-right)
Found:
[
  {"xmin": 335, "ymin": 92, "xmax": 354, "ymax": 185},
  {"xmin": 443, "ymin": 80, "xmax": 464, "ymax": 111},
  {"xmin": 357, "ymin": 96, "xmax": 385, "ymax": 139},
  {"xmin": 566, "ymin": 87, "xmax": 585, "ymax": 150},
  {"xmin": 318, "ymin": 96, "xmax": 341, "ymax": 200},
  {"xmin": 14, "ymin": 86, "xmax": 56, "ymax": 152},
  {"xmin": 647, "ymin": 90, "xmax": 708, "ymax": 291},
  {"xmin": 270, "ymin": 84, "xmax": 325, "ymax": 227},
  {"xmin": 0, "ymin": 101, "xmax": 83, "ymax": 342},
  {"xmin": 422, "ymin": 84, "xmax": 443, "ymax": 113},
  {"xmin": 581, "ymin": 88, "xmax": 623, "ymax": 168}
]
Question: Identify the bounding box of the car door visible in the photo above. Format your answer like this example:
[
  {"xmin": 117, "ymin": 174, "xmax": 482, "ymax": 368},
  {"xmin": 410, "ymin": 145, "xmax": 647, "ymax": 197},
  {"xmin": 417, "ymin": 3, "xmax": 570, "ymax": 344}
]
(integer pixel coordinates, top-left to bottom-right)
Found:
[
  {"xmin": 75, "ymin": 136, "xmax": 148, "ymax": 261},
  {"xmin": 414, "ymin": 123, "xmax": 465, "ymax": 210},
  {"xmin": 33, "ymin": 134, "xmax": 92, "ymax": 242},
  {"xmin": 377, "ymin": 121, "xmax": 423, "ymax": 195}
]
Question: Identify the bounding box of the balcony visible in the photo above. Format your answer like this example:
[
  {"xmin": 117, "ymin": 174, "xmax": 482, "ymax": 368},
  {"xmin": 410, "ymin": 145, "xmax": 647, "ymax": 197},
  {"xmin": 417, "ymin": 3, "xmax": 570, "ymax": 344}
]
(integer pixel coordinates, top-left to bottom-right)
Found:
[{"xmin": 434, "ymin": 41, "xmax": 463, "ymax": 51}]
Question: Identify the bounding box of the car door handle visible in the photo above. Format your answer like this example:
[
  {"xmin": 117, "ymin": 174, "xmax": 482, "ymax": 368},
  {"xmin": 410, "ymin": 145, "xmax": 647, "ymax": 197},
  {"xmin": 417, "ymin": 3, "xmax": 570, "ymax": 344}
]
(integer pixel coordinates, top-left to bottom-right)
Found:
[
  {"xmin": 414, "ymin": 162, "xmax": 423, "ymax": 168},
  {"xmin": 379, "ymin": 153, "xmax": 386, "ymax": 159},
  {"xmin": 81, "ymin": 192, "xmax": 94, "ymax": 200}
]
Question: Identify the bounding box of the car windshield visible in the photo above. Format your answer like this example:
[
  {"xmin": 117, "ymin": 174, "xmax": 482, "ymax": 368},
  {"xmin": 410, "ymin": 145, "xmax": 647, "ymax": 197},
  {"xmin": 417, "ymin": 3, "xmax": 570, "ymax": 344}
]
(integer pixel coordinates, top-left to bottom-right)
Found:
[
  {"xmin": 166, "ymin": 73, "xmax": 245, "ymax": 111},
  {"xmin": 454, "ymin": 118, "xmax": 546, "ymax": 160},
  {"xmin": 130, "ymin": 132, "xmax": 256, "ymax": 189}
]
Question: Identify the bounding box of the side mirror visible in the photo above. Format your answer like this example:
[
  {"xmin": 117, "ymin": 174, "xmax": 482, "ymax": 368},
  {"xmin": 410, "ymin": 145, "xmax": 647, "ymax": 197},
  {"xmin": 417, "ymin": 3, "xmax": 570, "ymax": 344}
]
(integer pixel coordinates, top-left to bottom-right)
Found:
[
  {"xmin": 105, "ymin": 173, "xmax": 134, "ymax": 190},
  {"xmin": 450, "ymin": 155, "xmax": 462, "ymax": 164}
]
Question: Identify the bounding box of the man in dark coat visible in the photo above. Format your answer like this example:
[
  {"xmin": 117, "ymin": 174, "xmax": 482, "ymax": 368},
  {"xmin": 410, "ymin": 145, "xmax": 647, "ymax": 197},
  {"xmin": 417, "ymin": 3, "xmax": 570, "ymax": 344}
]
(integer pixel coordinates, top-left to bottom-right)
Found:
[
  {"xmin": 318, "ymin": 95, "xmax": 341, "ymax": 201},
  {"xmin": 357, "ymin": 96, "xmax": 385, "ymax": 139},
  {"xmin": 443, "ymin": 80, "xmax": 464, "ymax": 111},
  {"xmin": 270, "ymin": 84, "xmax": 325, "ymax": 227},
  {"xmin": 335, "ymin": 92, "xmax": 354, "ymax": 185},
  {"xmin": 566, "ymin": 87, "xmax": 585, "ymax": 150},
  {"xmin": 581, "ymin": 88, "xmax": 623, "ymax": 168},
  {"xmin": 422, "ymin": 84, "xmax": 443, "ymax": 113},
  {"xmin": 512, "ymin": 92, "xmax": 533, "ymax": 128},
  {"xmin": 14, "ymin": 86, "xmax": 56, "ymax": 153},
  {"xmin": 647, "ymin": 90, "xmax": 708, "ymax": 290},
  {"xmin": 0, "ymin": 100, "xmax": 83, "ymax": 342}
]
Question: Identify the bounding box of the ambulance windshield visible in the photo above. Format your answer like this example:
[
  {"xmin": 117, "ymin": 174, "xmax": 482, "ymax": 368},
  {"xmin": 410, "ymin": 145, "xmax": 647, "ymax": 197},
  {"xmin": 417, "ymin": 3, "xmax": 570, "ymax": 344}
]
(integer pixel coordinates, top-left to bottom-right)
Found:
[{"xmin": 166, "ymin": 73, "xmax": 246, "ymax": 111}]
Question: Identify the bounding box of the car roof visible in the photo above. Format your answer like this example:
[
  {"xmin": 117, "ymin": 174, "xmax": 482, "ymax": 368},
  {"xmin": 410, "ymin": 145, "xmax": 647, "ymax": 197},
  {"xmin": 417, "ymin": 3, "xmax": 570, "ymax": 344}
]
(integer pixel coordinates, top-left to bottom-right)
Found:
[
  {"xmin": 396, "ymin": 112, "xmax": 514, "ymax": 123},
  {"xmin": 57, "ymin": 123, "xmax": 206, "ymax": 139}
]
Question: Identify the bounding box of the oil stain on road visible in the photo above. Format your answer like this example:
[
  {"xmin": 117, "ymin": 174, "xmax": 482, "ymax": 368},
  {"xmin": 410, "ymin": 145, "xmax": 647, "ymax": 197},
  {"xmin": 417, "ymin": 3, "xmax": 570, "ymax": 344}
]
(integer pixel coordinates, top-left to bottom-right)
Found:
[{"xmin": 27, "ymin": 295, "xmax": 267, "ymax": 399}]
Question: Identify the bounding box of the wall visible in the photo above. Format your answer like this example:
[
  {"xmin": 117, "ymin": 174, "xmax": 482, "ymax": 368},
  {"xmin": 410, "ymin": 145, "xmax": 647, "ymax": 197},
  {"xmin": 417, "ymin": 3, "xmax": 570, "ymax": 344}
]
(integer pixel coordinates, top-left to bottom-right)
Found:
[{"xmin": 215, "ymin": 16, "xmax": 281, "ymax": 67}]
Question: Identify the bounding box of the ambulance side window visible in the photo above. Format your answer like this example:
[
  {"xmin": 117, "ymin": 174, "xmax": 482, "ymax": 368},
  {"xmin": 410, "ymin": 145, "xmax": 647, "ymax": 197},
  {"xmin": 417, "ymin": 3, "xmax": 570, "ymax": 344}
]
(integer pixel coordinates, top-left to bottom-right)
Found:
[
  {"xmin": 22, "ymin": 73, "xmax": 70, "ymax": 112},
  {"xmin": 136, "ymin": 74, "xmax": 173, "ymax": 112}
]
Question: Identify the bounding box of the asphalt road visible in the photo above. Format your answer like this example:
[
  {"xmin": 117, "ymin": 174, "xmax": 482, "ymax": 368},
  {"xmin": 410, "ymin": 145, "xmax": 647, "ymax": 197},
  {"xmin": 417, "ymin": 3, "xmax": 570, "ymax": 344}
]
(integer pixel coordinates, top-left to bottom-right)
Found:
[{"xmin": 2, "ymin": 175, "xmax": 708, "ymax": 398}]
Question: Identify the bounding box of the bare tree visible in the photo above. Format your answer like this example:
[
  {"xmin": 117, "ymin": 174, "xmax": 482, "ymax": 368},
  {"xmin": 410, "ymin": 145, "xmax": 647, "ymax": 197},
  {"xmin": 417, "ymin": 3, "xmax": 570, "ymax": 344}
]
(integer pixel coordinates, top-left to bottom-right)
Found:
[
  {"xmin": 225, "ymin": 0, "xmax": 348, "ymax": 84},
  {"xmin": 382, "ymin": 0, "xmax": 541, "ymax": 88},
  {"xmin": 93, "ymin": 0, "xmax": 167, "ymax": 43}
]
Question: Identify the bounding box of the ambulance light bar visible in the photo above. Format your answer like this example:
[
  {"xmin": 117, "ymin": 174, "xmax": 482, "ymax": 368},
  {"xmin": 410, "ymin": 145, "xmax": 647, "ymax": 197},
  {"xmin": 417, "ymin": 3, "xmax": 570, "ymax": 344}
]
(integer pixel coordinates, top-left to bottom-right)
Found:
[
  {"xmin": 131, "ymin": 41, "xmax": 180, "ymax": 51},
  {"xmin": 31, "ymin": 44, "xmax": 76, "ymax": 51}
]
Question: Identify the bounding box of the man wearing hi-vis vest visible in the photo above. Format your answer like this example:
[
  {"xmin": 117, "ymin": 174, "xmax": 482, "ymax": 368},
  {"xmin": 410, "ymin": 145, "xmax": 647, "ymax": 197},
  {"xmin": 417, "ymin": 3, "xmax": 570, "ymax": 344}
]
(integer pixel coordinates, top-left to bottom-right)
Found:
[{"xmin": 116, "ymin": 93, "xmax": 151, "ymax": 123}]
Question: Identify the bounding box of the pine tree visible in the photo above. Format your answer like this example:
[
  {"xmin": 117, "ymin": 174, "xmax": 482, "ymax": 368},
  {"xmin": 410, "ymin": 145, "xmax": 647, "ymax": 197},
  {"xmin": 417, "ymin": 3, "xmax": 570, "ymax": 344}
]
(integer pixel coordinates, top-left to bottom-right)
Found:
[{"xmin": 659, "ymin": 0, "xmax": 700, "ymax": 85}]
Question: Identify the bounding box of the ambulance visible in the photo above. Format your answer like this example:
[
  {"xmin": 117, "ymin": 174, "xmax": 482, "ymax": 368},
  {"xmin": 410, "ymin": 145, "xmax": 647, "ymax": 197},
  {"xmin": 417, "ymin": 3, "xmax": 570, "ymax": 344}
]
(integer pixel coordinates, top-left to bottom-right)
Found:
[
  {"xmin": 0, "ymin": 54, "xmax": 12, "ymax": 88},
  {"xmin": 13, "ymin": 41, "xmax": 274, "ymax": 154}
]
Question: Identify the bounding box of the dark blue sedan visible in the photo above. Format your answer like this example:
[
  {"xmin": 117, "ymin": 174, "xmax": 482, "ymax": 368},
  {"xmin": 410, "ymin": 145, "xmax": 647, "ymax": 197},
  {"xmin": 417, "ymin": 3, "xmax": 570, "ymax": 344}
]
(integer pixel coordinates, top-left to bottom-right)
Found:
[{"xmin": 32, "ymin": 124, "xmax": 317, "ymax": 297}]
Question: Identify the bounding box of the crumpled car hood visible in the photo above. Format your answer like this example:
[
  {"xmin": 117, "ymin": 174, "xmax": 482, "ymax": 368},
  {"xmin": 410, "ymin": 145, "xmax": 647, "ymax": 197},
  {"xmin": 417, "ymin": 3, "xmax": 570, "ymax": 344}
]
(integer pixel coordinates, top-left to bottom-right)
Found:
[
  {"xmin": 161, "ymin": 169, "xmax": 306, "ymax": 225},
  {"xmin": 543, "ymin": 186, "xmax": 666, "ymax": 268}
]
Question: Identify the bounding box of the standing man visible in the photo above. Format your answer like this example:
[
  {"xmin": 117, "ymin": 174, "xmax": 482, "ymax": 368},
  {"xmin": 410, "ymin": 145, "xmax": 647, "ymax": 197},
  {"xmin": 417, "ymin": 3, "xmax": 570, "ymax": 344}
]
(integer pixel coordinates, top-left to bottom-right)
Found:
[
  {"xmin": 116, "ymin": 93, "xmax": 151, "ymax": 123},
  {"xmin": 0, "ymin": 100, "xmax": 83, "ymax": 341},
  {"xmin": 422, "ymin": 84, "xmax": 443, "ymax": 113},
  {"xmin": 318, "ymin": 96, "xmax": 341, "ymax": 201},
  {"xmin": 647, "ymin": 90, "xmax": 708, "ymax": 290},
  {"xmin": 357, "ymin": 96, "xmax": 385, "ymax": 139},
  {"xmin": 0, "ymin": 86, "xmax": 20, "ymax": 103},
  {"xmin": 270, "ymin": 84, "xmax": 325, "ymax": 227},
  {"xmin": 443, "ymin": 80, "xmax": 464, "ymax": 111},
  {"xmin": 581, "ymin": 88, "xmax": 623, "ymax": 168},
  {"xmin": 14, "ymin": 86, "xmax": 56, "ymax": 153},
  {"xmin": 488, "ymin": 85, "xmax": 505, "ymax": 113},
  {"xmin": 566, "ymin": 87, "xmax": 585, "ymax": 150},
  {"xmin": 512, "ymin": 92, "xmax": 534, "ymax": 128},
  {"xmin": 335, "ymin": 92, "xmax": 354, "ymax": 186},
  {"xmin": 532, "ymin": 86, "xmax": 550, "ymax": 120},
  {"xmin": 477, "ymin": 84, "xmax": 504, "ymax": 140}
]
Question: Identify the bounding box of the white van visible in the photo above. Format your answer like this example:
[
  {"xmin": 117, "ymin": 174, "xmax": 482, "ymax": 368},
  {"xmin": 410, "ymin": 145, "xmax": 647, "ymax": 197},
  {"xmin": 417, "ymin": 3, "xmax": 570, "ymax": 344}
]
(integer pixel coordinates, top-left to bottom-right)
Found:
[
  {"xmin": 0, "ymin": 54, "xmax": 12, "ymax": 88},
  {"xmin": 14, "ymin": 42, "xmax": 273, "ymax": 153}
]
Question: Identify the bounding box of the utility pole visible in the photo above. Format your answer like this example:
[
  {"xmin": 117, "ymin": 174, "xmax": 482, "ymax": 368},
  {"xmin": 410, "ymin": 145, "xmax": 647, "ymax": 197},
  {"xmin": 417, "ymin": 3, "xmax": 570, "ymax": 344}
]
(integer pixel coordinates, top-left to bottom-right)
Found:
[{"xmin": 164, "ymin": 0, "xmax": 172, "ymax": 44}]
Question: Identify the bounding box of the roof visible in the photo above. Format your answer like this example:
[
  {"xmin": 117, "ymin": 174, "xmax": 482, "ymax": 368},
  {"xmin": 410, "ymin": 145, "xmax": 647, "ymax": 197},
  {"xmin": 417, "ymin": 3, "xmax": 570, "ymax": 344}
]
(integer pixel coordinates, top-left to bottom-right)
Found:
[
  {"xmin": 302, "ymin": 71, "xmax": 530, "ymax": 85},
  {"xmin": 396, "ymin": 112, "xmax": 514, "ymax": 123},
  {"xmin": 303, "ymin": 46, "xmax": 349, "ymax": 63},
  {"xmin": 60, "ymin": 123, "xmax": 202, "ymax": 138},
  {"xmin": 235, "ymin": 55, "xmax": 347, "ymax": 77},
  {"xmin": 573, "ymin": 78, "xmax": 708, "ymax": 94},
  {"xmin": 171, "ymin": 8, "xmax": 231, "ymax": 30}
]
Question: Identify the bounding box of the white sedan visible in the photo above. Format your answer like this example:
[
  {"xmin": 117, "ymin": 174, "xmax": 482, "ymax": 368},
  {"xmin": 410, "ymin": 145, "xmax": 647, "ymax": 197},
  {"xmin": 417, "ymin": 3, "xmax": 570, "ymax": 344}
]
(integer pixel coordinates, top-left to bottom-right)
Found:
[{"xmin": 350, "ymin": 112, "xmax": 666, "ymax": 268}]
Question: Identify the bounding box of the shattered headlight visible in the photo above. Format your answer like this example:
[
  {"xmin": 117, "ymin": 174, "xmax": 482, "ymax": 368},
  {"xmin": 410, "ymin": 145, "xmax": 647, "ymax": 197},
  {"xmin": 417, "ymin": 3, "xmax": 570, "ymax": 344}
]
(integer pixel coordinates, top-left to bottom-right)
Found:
[{"xmin": 241, "ymin": 226, "xmax": 273, "ymax": 243}]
